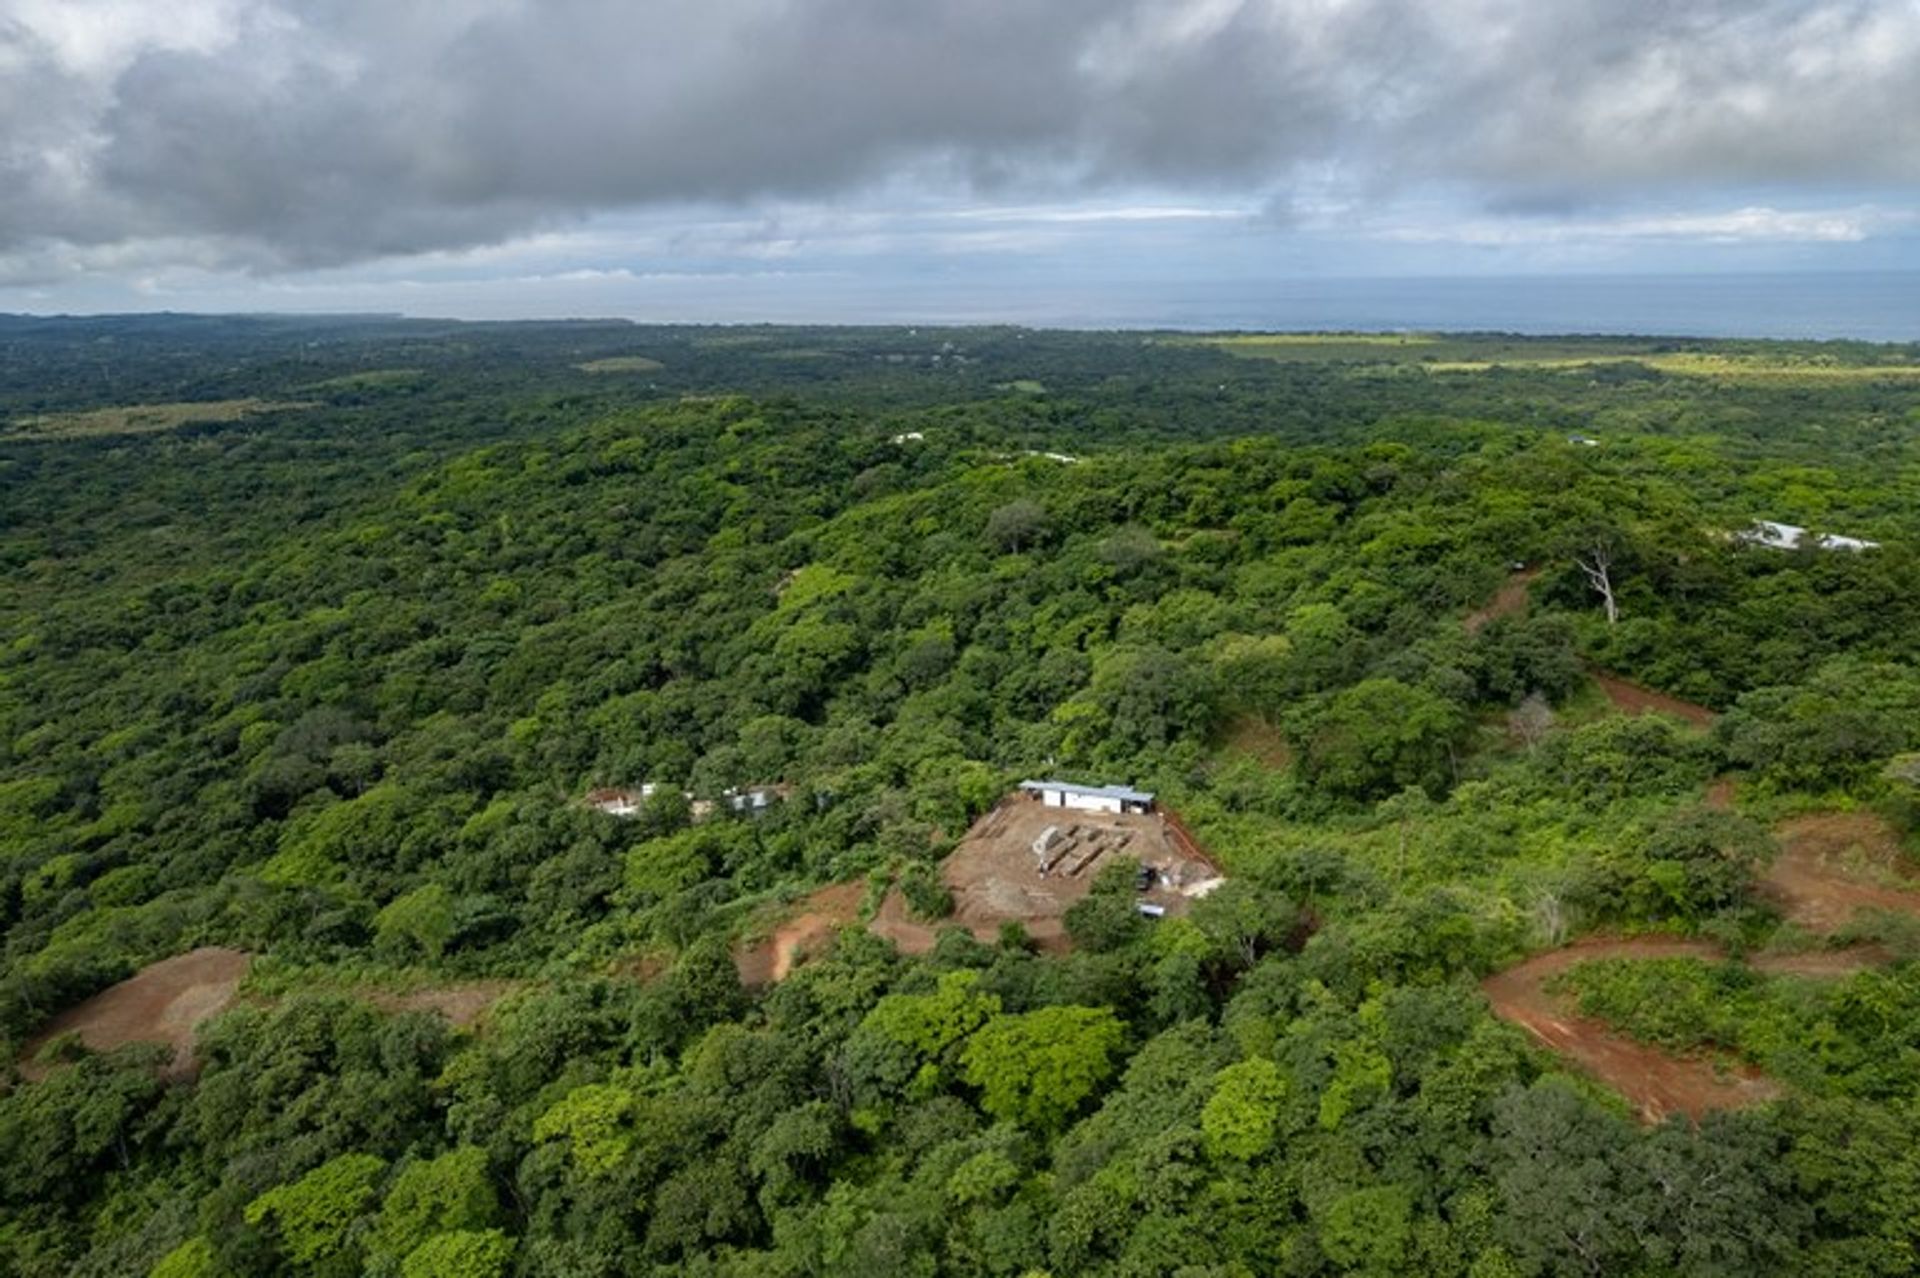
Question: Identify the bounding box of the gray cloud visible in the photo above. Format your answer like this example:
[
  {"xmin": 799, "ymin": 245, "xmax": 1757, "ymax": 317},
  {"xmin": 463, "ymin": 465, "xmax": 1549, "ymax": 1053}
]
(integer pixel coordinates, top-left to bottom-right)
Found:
[{"xmin": 4, "ymin": 0, "xmax": 1919, "ymax": 275}]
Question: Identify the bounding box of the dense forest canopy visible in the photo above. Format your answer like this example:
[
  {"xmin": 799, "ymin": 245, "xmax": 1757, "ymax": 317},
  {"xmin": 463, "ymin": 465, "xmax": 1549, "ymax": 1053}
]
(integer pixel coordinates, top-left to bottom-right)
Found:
[{"xmin": 5, "ymin": 316, "xmax": 1920, "ymax": 1276}]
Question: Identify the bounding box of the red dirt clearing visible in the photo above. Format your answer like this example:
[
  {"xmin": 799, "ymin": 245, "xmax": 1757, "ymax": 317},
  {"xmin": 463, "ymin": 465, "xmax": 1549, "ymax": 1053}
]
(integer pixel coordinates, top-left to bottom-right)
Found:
[
  {"xmin": 1482, "ymin": 937, "xmax": 1782, "ymax": 1123},
  {"xmin": 21, "ymin": 948, "xmax": 252, "ymax": 1081},
  {"xmin": 1464, "ymin": 567, "xmax": 1539, "ymax": 634},
  {"xmin": 1591, "ymin": 671, "xmax": 1717, "ymax": 728},
  {"xmin": 870, "ymin": 887, "xmax": 972, "ymax": 956},
  {"xmin": 903, "ymin": 798, "xmax": 1217, "ymax": 951},
  {"xmin": 735, "ymin": 881, "xmax": 868, "ymax": 985},
  {"xmin": 1483, "ymin": 810, "xmax": 1919, "ymax": 1121},
  {"xmin": 1761, "ymin": 811, "xmax": 1920, "ymax": 933}
]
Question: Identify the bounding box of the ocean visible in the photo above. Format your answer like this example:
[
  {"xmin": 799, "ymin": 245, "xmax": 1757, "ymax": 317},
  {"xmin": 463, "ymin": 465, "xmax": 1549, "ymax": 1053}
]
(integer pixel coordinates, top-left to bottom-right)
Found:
[
  {"xmin": 1131, "ymin": 272, "xmax": 1920, "ymax": 342},
  {"xmin": 703, "ymin": 268, "xmax": 1920, "ymax": 341}
]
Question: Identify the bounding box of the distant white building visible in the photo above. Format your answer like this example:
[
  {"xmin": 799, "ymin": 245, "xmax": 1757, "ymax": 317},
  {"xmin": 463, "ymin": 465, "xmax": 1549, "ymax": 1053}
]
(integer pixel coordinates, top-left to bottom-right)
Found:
[
  {"xmin": 1018, "ymin": 780, "xmax": 1155, "ymax": 815},
  {"xmin": 1741, "ymin": 520, "xmax": 1879, "ymax": 553},
  {"xmin": 724, "ymin": 786, "xmax": 782, "ymax": 815},
  {"xmin": 585, "ymin": 784, "xmax": 658, "ymax": 817}
]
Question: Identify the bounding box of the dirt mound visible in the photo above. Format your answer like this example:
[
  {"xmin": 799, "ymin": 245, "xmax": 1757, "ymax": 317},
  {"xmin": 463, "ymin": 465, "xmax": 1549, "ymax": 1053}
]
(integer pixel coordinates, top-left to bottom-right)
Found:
[
  {"xmin": 1591, "ymin": 672, "xmax": 1717, "ymax": 727},
  {"xmin": 1761, "ymin": 811, "xmax": 1920, "ymax": 933},
  {"xmin": 735, "ymin": 881, "xmax": 867, "ymax": 985},
  {"xmin": 1481, "ymin": 937, "xmax": 1782, "ymax": 1122},
  {"xmin": 1464, "ymin": 567, "xmax": 1539, "ymax": 634},
  {"xmin": 21, "ymin": 948, "xmax": 251, "ymax": 1082}
]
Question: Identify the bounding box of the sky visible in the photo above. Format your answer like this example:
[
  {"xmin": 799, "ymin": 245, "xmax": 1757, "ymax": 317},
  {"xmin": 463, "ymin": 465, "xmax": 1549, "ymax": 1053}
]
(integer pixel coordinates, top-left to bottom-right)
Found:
[{"xmin": 3, "ymin": 0, "xmax": 1920, "ymax": 324}]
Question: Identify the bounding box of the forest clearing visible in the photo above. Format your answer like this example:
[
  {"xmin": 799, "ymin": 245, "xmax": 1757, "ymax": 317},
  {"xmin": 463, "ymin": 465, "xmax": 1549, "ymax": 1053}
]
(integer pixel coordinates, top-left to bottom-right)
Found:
[
  {"xmin": 19, "ymin": 948, "xmax": 251, "ymax": 1081},
  {"xmin": 1589, "ymin": 672, "xmax": 1718, "ymax": 727},
  {"xmin": 1483, "ymin": 810, "xmax": 1920, "ymax": 1119},
  {"xmin": 4, "ymin": 398, "xmax": 313, "ymax": 439}
]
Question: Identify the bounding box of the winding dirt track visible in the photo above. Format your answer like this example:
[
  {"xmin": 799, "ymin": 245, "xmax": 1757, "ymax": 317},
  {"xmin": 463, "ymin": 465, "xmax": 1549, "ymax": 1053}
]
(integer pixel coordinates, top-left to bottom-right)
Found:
[
  {"xmin": 1483, "ymin": 938, "xmax": 1784, "ymax": 1122},
  {"xmin": 1483, "ymin": 811, "xmax": 1916, "ymax": 1121},
  {"xmin": 1589, "ymin": 672, "xmax": 1718, "ymax": 728},
  {"xmin": 1761, "ymin": 812, "xmax": 1920, "ymax": 932},
  {"xmin": 734, "ymin": 881, "xmax": 874, "ymax": 985}
]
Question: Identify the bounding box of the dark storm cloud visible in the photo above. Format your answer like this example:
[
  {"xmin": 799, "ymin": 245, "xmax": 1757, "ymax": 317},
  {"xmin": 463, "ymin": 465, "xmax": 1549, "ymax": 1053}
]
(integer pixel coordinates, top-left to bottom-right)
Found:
[{"xmin": 4, "ymin": 0, "xmax": 1919, "ymax": 275}]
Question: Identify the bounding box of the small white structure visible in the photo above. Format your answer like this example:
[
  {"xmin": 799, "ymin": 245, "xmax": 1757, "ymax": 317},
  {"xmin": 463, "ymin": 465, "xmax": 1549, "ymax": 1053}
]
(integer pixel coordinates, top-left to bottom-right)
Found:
[
  {"xmin": 1740, "ymin": 520, "xmax": 1879, "ymax": 553},
  {"xmin": 1019, "ymin": 780, "xmax": 1155, "ymax": 815},
  {"xmin": 1568, "ymin": 434, "xmax": 1600, "ymax": 447},
  {"xmin": 724, "ymin": 786, "xmax": 782, "ymax": 815},
  {"xmin": 1032, "ymin": 825, "xmax": 1061, "ymax": 861},
  {"xmin": 586, "ymin": 784, "xmax": 658, "ymax": 817}
]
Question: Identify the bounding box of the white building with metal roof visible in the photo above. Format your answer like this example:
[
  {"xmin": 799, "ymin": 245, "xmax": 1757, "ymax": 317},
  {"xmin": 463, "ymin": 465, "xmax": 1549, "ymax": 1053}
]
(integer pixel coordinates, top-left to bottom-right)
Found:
[{"xmin": 1018, "ymin": 779, "xmax": 1156, "ymax": 815}]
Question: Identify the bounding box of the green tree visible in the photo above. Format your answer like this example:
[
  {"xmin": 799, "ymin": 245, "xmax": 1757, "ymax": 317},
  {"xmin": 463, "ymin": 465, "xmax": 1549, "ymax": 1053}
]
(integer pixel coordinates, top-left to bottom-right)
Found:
[
  {"xmin": 400, "ymin": 1230, "xmax": 514, "ymax": 1278},
  {"xmin": 150, "ymin": 1237, "xmax": 218, "ymax": 1278},
  {"xmin": 1318, "ymin": 1185, "xmax": 1415, "ymax": 1275},
  {"xmin": 962, "ymin": 1007, "xmax": 1125, "ymax": 1130},
  {"xmin": 1201, "ymin": 1057, "xmax": 1289, "ymax": 1160},
  {"xmin": 1295, "ymin": 677, "xmax": 1464, "ymax": 800},
  {"xmin": 375, "ymin": 883, "xmax": 459, "ymax": 959},
  {"xmin": 244, "ymin": 1153, "xmax": 387, "ymax": 1272},
  {"xmin": 531, "ymin": 1084, "xmax": 634, "ymax": 1176},
  {"xmin": 374, "ymin": 1146, "xmax": 500, "ymax": 1266}
]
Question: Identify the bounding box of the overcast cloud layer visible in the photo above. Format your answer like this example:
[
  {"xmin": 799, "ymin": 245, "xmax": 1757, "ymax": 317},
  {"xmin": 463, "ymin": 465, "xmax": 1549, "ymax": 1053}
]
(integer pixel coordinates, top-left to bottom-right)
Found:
[{"xmin": 3, "ymin": 0, "xmax": 1920, "ymax": 311}]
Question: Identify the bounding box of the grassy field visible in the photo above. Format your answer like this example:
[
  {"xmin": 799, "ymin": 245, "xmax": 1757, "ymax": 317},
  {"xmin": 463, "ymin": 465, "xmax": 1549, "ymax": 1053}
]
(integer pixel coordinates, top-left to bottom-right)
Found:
[
  {"xmin": 1171, "ymin": 333, "xmax": 1920, "ymax": 380},
  {"xmin": 575, "ymin": 355, "xmax": 666, "ymax": 374},
  {"xmin": 1424, "ymin": 353, "xmax": 1920, "ymax": 380},
  {"xmin": 301, "ymin": 368, "xmax": 423, "ymax": 391},
  {"xmin": 5, "ymin": 399, "xmax": 314, "ymax": 440},
  {"xmin": 1172, "ymin": 333, "xmax": 1669, "ymax": 365}
]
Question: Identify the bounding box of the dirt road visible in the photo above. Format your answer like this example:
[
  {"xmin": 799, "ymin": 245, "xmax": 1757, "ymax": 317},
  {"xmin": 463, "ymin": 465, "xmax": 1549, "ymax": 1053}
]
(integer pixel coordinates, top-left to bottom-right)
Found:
[
  {"xmin": 1483, "ymin": 810, "xmax": 1916, "ymax": 1120},
  {"xmin": 1590, "ymin": 671, "xmax": 1717, "ymax": 728},
  {"xmin": 734, "ymin": 881, "xmax": 869, "ymax": 985},
  {"xmin": 1482, "ymin": 937, "xmax": 1783, "ymax": 1122},
  {"xmin": 1762, "ymin": 811, "xmax": 1920, "ymax": 932}
]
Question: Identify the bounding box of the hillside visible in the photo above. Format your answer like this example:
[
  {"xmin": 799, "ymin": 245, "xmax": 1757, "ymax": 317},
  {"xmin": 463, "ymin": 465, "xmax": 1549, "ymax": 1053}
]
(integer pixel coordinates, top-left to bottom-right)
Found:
[{"xmin": 5, "ymin": 319, "xmax": 1920, "ymax": 1277}]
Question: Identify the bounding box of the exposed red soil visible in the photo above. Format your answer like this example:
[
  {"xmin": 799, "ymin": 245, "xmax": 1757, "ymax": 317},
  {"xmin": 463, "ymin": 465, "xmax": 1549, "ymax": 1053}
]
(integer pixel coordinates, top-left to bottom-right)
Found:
[
  {"xmin": 1591, "ymin": 671, "xmax": 1718, "ymax": 728},
  {"xmin": 368, "ymin": 981, "xmax": 517, "ymax": 1029},
  {"xmin": 923, "ymin": 798, "xmax": 1215, "ymax": 947},
  {"xmin": 869, "ymin": 887, "xmax": 978, "ymax": 955},
  {"xmin": 1464, "ymin": 567, "xmax": 1540, "ymax": 634},
  {"xmin": 1760, "ymin": 811, "xmax": 1920, "ymax": 933},
  {"xmin": 1704, "ymin": 775, "xmax": 1737, "ymax": 809},
  {"xmin": 1483, "ymin": 810, "xmax": 1920, "ymax": 1121},
  {"xmin": 735, "ymin": 881, "xmax": 867, "ymax": 985},
  {"xmin": 20, "ymin": 948, "xmax": 252, "ymax": 1082},
  {"xmin": 743, "ymin": 798, "xmax": 1224, "ymax": 981},
  {"xmin": 1482, "ymin": 937, "xmax": 1783, "ymax": 1123}
]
